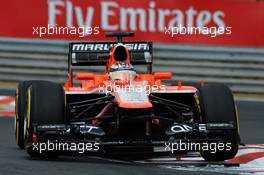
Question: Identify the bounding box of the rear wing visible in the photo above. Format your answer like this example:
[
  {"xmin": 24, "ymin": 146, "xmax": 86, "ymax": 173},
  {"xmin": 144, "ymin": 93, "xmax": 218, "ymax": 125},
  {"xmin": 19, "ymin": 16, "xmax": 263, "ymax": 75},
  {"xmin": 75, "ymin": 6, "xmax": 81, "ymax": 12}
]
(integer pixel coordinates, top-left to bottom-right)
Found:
[{"xmin": 68, "ymin": 42, "xmax": 153, "ymax": 66}]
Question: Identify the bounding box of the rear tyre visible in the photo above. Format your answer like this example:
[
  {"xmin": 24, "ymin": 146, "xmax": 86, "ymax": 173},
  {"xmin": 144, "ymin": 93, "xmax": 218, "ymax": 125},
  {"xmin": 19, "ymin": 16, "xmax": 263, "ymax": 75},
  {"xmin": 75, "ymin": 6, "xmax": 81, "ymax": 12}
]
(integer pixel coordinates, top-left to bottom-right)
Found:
[
  {"xmin": 24, "ymin": 81, "xmax": 65, "ymax": 157},
  {"xmin": 15, "ymin": 81, "xmax": 47, "ymax": 149},
  {"xmin": 197, "ymin": 84, "xmax": 239, "ymax": 161}
]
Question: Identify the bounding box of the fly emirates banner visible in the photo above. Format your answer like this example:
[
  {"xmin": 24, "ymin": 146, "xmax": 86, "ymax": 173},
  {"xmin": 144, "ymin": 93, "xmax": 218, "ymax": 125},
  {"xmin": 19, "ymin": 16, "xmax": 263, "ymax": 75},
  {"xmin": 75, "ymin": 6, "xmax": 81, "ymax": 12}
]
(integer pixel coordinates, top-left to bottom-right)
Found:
[{"xmin": 0, "ymin": 0, "xmax": 264, "ymax": 47}]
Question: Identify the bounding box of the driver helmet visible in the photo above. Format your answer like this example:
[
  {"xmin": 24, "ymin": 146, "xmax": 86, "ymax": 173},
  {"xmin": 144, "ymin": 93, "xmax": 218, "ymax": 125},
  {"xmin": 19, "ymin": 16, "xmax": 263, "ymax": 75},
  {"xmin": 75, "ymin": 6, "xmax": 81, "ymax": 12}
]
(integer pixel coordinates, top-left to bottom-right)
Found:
[{"xmin": 109, "ymin": 62, "xmax": 136, "ymax": 82}]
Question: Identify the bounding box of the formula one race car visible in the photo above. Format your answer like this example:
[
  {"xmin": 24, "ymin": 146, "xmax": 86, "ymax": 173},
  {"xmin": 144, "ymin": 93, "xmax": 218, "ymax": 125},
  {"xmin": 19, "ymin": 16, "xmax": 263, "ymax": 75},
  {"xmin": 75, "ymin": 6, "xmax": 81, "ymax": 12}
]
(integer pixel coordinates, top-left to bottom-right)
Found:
[{"xmin": 15, "ymin": 32, "xmax": 240, "ymax": 161}]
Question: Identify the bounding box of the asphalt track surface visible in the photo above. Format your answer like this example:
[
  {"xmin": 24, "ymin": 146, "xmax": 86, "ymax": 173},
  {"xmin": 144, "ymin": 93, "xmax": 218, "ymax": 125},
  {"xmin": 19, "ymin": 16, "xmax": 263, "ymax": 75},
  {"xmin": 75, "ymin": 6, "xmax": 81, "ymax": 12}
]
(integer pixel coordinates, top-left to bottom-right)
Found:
[{"xmin": 0, "ymin": 90, "xmax": 263, "ymax": 175}]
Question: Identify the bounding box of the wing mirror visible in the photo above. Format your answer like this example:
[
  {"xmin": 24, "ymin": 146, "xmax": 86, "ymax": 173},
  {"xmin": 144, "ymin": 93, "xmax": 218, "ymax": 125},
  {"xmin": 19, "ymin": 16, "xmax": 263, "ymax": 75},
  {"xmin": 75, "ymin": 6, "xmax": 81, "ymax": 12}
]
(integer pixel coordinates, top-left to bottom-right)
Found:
[{"xmin": 154, "ymin": 72, "xmax": 172, "ymax": 80}]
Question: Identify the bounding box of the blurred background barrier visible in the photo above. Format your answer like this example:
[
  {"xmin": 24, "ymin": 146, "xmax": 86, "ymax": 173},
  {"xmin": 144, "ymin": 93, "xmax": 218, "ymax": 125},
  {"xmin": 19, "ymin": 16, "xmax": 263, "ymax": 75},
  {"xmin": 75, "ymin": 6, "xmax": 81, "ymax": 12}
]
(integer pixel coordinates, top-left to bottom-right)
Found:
[{"xmin": 0, "ymin": 38, "xmax": 264, "ymax": 94}]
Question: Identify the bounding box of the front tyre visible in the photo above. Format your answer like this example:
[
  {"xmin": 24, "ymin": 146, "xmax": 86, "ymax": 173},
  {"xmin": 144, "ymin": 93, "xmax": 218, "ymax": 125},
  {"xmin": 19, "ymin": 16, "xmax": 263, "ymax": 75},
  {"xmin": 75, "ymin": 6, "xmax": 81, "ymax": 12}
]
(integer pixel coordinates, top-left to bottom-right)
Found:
[
  {"xmin": 24, "ymin": 81, "xmax": 65, "ymax": 157},
  {"xmin": 15, "ymin": 81, "xmax": 48, "ymax": 149},
  {"xmin": 197, "ymin": 84, "xmax": 239, "ymax": 161}
]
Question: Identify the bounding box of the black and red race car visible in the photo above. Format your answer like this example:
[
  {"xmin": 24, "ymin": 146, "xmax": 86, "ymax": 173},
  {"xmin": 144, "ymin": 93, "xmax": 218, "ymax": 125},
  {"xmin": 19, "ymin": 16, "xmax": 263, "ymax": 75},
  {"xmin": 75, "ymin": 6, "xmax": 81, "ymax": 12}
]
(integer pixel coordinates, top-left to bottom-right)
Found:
[{"xmin": 15, "ymin": 32, "xmax": 240, "ymax": 161}]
